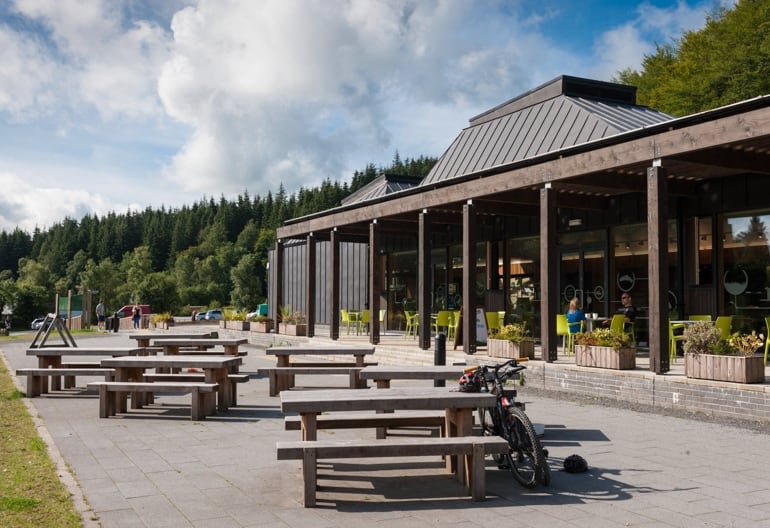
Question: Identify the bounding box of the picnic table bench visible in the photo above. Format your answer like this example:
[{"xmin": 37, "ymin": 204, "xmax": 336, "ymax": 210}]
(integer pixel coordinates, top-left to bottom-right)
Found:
[
  {"xmin": 151, "ymin": 338, "xmax": 247, "ymax": 356},
  {"xmin": 360, "ymin": 365, "xmax": 467, "ymax": 388},
  {"xmin": 128, "ymin": 332, "xmax": 216, "ymax": 348},
  {"xmin": 88, "ymin": 381, "xmax": 219, "ymax": 421},
  {"xmin": 263, "ymin": 347, "xmax": 375, "ymax": 395},
  {"xmin": 277, "ymin": 435, "xmax": 508, "ymax": 506},
  {"xmin": 23, "ymin": 347, "xmax": 142, "ymax": 395}
]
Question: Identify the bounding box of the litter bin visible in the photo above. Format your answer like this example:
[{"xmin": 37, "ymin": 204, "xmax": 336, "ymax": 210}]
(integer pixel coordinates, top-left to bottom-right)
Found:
[
  {"xmin": 105, "ymin": 317, "xmax": 112, "ymax": 331},
  {"xmin": 112, "ymin": 313, "xmax": 120, "ymax": 333}
]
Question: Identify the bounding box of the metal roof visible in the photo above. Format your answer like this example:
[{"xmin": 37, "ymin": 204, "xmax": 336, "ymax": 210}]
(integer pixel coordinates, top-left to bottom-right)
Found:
[
  {"xmin": 420, "ymin": 76, "xmax": 673, "ymax": 187},
  {"xmin": 341, "ymin": 173, "xmax": 422, "ymax": 205}
]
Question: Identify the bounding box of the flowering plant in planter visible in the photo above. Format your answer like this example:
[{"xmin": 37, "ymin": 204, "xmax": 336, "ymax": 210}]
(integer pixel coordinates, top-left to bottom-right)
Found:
[
  {"xmin": 495, "ymin": 322, "xmax": 533, "ymax": 342},
  {"xmin": 728, "ymin": 331, "xmax": 764, "ymax": 356},
  {"xmin": 574, "ymin": 328, "xmax": 633, "ymax": 350},
  {"xmin": 682, "ymin": 321, "xmax": 722, "ymax": 355}
]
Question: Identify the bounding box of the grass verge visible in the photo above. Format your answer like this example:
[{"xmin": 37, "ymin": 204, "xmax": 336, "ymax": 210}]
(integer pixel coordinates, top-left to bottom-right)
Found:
[{"xmin": 0, "ymin": 355, "xmax": 82, "ymax": 527}]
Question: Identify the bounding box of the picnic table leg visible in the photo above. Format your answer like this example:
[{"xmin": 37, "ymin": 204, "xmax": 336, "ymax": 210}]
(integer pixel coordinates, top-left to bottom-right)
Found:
[
  {"xmin": 375, "ymin": 378, "xmax": 392, "ymax": 439},
  {"xmin": 302, "ymin": 447, "xmax": 317, "ymax": 507},
  {"xmin": 469, "ymin": 441, "xmax": 486, "ymax": 500},
  {"xmin": 445, "ymin": 408, "xmax": 473, "ymax": 483},
  {"xmin": 277, "ymin": 356, "xmax": 291, "ymax": 394},
  {"xmin": 300, "ymin": 413, "xmax": 318, "ymax": 441}
]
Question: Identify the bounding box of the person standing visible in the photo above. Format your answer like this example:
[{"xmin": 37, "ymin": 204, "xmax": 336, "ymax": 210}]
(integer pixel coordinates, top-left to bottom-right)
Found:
[
  {"xmin": 96, "ymin": 299, "xmax": 106, "ymax": 332},
  {"xmin": 132, "ymin": 304, "xmax": 141, "ymax": 329}
]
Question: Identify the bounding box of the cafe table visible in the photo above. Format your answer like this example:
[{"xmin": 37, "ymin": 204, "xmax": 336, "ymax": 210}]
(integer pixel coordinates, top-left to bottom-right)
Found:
[
  {"xmin": 281, "ymin": 386, "xmax": 496, "ymax": 482},
  {"xmin": 100, "ymin": 355, "xmax": 243, "ymax": 416},
  {"xmin": 26, "ymin": 347, "xmax": 143, "ymax": 392}
]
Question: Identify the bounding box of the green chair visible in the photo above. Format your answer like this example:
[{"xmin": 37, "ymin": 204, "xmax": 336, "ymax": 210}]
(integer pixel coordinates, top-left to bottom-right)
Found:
[
  {"xmin": 688, "ymin": 315, "xmax": 712, "ymax": 321},
  {"xmin": 485, "ymin": 311, "xmax": 501, "ymax": 336},
  {"xmin": 447, "ymin": 310, "xmax": 460, "ymax": 340},
  {"xmin": 610, "ymin": 314, "xmax": 635, "ymax": 343},
  {"xmin": 340, "ymin": 310, "xmax": 355, "ymax": 335},
  {"xmin": 556, "ymin": 314, "xmax": 574, "ymax": 355},
  {"xmin": 669, "ymin": 321, "xmax": 685, "ymax": 363},
  {"xmin": 714, "ymin": 316, "xmax": 733, "ymax": 340},
  {"xmin": 765, "ymin": 316, "xmax": 770, "ymax": 366},
  {"xmin": 359, "ymin": 309, "xmax": 371, "ymax": 335},
  {"xmin": 433, "ymin": 310, "xmax": 452, "ymax": 336},
  {"xmin": 404, "ymin": 311, "xmax": 418, "ymax": 339}
]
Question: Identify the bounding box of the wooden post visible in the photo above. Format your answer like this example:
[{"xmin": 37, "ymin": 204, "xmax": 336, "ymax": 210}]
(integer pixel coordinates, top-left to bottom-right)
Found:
[
  {"xmin": 329, "ymin": 230, "xmax": 340, "ymax": 340},
  {"xmin": 369, "ymin": 220, "xmax": 381, "ymax": 344},
  {"xmin": 463, "ymin": 201, "xmax": 477, "ymax": 354},
  {"xmin": 647, "ymin": 163, "xmax": 669, "ymax": 373},
  {"xmin": 540, "ymin": 185, "xmax": 558, "ymax": 362},
  {"xmin": 419, "ymin": 210, "xmax": 432, "ymax": 350},
  {"xmin": 305, "ymin": 233, "xmax": 316, "ymax": 338}
]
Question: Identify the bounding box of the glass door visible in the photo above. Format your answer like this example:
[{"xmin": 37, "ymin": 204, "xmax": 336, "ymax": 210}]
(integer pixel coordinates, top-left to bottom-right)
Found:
[{"xmin": 559, "ymin": 244, "xmax": 608, "ymax": 318}]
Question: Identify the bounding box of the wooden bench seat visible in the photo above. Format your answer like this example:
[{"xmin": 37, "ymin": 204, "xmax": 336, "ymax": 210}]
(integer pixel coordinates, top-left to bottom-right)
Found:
[
  {"xmin": 16, "ymin": 367, "xmax": 115, "ymax": 397},
  {"xmin": 276, "ymin": 436, "xmax": 510, "ymax": 506},
  {"xmin": 258, "ymin": 366, "xmax": 366, "ymax": 396},
  {"xmin": 284, "ymin": 411, "xmax": 447, "ymax": 437},
  {"xmin": 288, "ymin": 361, "xmax": 377, "ymax": 368},
  {"xmin": 87, "ymin": 381, "xmax": 218, "ymax": 420},
  {"xmin": 143, "ymin": 373, "xmax": 249, "ymax": 405}
]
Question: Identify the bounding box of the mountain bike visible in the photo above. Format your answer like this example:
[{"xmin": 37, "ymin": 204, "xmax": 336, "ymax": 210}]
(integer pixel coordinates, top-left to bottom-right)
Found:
[{"xmin": 471, "ymin": 359, "xmax": 550, "ymax": 488}]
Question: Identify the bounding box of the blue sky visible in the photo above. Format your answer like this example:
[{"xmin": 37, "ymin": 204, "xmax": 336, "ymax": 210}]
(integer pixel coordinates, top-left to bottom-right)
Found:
[{"xmin": 0, "ymin": 0, "xmax": 729, "ymax": 233}]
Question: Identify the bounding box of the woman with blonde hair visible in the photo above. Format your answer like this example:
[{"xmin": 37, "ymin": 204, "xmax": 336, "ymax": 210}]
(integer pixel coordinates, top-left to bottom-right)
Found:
[{"xmin": 566, "ymin": 298, "xmax": 586, "ymax": 334}]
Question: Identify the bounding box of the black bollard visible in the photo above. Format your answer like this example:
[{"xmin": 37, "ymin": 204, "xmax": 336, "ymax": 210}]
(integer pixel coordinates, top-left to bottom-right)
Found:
[{"xmin": 434, "ymin": 332, "xmax": 446, "ymax": 387}]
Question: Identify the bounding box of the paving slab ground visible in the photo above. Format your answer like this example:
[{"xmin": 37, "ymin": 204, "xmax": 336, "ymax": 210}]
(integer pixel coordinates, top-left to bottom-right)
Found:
[{"xmin": 3, "ymin": 330, "xmax": 770, "ymax": 527}]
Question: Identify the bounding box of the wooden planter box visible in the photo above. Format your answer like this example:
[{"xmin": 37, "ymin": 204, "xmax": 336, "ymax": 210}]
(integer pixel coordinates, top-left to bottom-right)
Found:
[
  {"xmin": 251, "ymin": 321, "xmax": 274, "ymax": 333},
  {"xmin": 283, "ymin": 323, "xmax": 307, "ymax": 336},
  {"xmin": 684, "ymin": 353, "xmax": 765, "ymax": 383},
  {"xmin": 226, "ymin": 320, "xmax": 250, "ymax": 331},
  {"xmin": 576, "ymin": 345, "xmax": 636, "ymax": 370},
  {"xmin": 487, "ymin": 339, "xmax": 535, "ymax": 359}
]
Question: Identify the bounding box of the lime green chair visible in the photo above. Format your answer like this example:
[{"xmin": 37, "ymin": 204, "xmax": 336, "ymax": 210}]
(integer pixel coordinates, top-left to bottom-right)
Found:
[
  {"xmin": 714, "ymin": 316, "xmax": 732, "ymax": 340},
  {"xmin": 447, "ymin": 310, "xmax": 460, "ymax": 340},
  {"xmin": 433, "ymin": 310, "xmax": 452, "ymax": 336},
  {"xmin": 688, "ymin": 315, "xmax": 712, "ymax": 321},
  {"xmin": 556, "ymin": 314, "xmax": 574, "ymax": 355},
  {"xmin": 340, "ymin": 310, "xmax": 355, "ymax": 335},
  {"xmin": 765, "ymin": 316, "xmax": 770, "ymax": 366},
  {"xmin": 669, "ymin": 321, "xmax": 685, "ymax": 363},
  {"xmin": 486, "ymin": 311, "xmax": 501, "ymax": 336},
  {"xmin": 610, "ymin": 313, "xmax": 635, "ymax": 343},
  {"xmin": 359, "ymin": 309, "xmax": 371, "ymax": 335},
  {"xmin": 404, "ymin": 311, "xmax": 418, "ymax": 339}
]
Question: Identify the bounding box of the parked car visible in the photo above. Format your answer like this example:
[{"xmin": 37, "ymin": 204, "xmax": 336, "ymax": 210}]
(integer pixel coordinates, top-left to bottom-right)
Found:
[
  {"xmin": 204, "ymin": 309, "xmax": 223, "ymax": 321},
  {"xmin": 31, "ymin": 316, "xmax": 53, "ymax": 330},
  {"xmin": 195, "ymin": 311, "xmax": 208, "ymax": 321}
]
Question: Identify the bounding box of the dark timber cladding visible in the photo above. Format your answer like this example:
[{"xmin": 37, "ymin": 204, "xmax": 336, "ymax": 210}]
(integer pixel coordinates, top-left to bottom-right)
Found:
[{"xmin": 273, "ymin": 73, "xmax": 770, "ymax": 365}]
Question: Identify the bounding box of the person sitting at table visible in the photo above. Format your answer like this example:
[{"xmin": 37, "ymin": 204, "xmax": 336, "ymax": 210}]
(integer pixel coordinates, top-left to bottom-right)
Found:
[{"xmin": 566, "ymin": 298, "xmax": 586, "ymax": 334}]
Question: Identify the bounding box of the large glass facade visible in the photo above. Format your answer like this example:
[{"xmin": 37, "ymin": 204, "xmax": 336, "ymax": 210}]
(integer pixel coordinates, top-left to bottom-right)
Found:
[{"xmin": 722, "ymin": 212, "xmax": 770, "ymax": 334}]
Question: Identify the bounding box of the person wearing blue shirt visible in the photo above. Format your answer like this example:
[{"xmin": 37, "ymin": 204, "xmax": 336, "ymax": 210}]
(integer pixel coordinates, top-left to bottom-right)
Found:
[{"xmin": 566, "ymin": 298, "xmax": 586, "ymax": 333}]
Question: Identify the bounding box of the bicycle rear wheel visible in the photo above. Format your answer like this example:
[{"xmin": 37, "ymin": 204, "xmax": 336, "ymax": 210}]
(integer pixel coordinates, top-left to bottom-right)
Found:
[{"xmin": 504, "ymin": 406, "xmax": 548, "ymax": 488}]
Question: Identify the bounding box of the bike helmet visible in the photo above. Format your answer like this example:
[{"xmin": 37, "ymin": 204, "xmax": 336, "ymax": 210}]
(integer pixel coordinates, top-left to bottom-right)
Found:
[
  {"xmin": 458, "ymin": 371, "xmax": 482, "ymax": 392},
  {"xmin": 563, "ymin": 454, "xmax": 588, "ymax": 473}
]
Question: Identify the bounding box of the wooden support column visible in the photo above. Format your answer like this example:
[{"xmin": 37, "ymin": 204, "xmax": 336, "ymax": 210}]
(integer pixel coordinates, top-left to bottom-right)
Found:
[
  {"xmin": 418, "ymin": 210, "xmax": 431, "ymax": 350},
  {"xmin": 540, "ymin": 185, "xmax": 558, "ymax": 362},
  {"xmin": 463, "ymin": 201, "xmax": 477, "ymax": 354},
  {"xmin": 502, "ymin": 238, "xmax": 510, "ymax": 325},
  {"xmin": 273, "ymin": 240, "xmax": 283, "ymax": 324},
  {"xmin": 305, "ymin": 233, "xmax": 316, "ymax": 338},
  {"xmin": 648, "ymin": 163, "xmax": 669, "ymax": 374},
  {"xmin": 369, "ymin": 220, "xmax": 381, "ymax": 344},
  {"xmin": 486, "ymin": 241, "xmax": 499, "ymax": 290},
  {"xmin": 329, "ymin": 230, "xmax": 340, "ymax": 340}
]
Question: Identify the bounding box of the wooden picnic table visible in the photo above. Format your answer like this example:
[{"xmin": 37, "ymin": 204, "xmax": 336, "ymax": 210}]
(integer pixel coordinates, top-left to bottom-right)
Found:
[
  {"xmin": 151, "ymin": 337, "xmax": 247, "ymax": 356},
  {"xmin": 359, "ymin": 365, "xmax": 467, "ymax": 388},
  {"xmin": 26, "ymin": 347, "xmax": 143, "ymax": 392},
  {"xmin": 100, "ymin": 355, "xmax": 243, "ymax": 416},
  {"xmin": 128, "ymin": 333, "xmax": 214, "ymax": 347},
  {"xmin": 280, "ymin": 386, "xmax": 496, "ymax": 482},
  {"xmin": 264, "ymin": 346, "xmax": 375, "ymax": 394}
]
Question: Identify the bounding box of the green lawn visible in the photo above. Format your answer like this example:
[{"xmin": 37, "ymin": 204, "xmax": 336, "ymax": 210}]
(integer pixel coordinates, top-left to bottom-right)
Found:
[{"xmin": 0, "ymin": 339, "xmax": 83, "ymax": 527}]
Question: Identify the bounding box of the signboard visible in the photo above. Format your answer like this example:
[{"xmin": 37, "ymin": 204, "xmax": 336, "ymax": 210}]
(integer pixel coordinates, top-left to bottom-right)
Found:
[{"xmin": 475, "ymin": 308, "xmax": 488, "ymax": 345}]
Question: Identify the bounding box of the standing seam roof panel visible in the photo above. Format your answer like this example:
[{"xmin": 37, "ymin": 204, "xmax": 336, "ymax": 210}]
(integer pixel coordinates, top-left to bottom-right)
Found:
[
  {"xmin": 455, "ymin": 120, "xmax": 491, "ymax": 177},
  {"xmin": 470, "ymin": 116, "xmax": 505, "ymax": 174},
  {"xmin": 488, "ymin": 112, "xmax": 523, "ymax": 167}
]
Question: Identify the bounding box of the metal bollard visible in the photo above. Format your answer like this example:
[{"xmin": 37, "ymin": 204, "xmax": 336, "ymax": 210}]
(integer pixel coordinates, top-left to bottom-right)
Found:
[{"xmin": 434, "ymin": 332, "xmax": 446, "ymax": 387}]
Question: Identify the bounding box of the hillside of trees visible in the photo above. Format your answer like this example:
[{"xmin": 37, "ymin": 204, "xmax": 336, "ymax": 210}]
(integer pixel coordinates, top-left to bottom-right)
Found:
[
  {"xmin": 0, "ymin": 155, "xmax": 437, "ymax": 326},
  {"xmin": 614, "ymin": 0, "xmax": 770, "ymax": 116}
]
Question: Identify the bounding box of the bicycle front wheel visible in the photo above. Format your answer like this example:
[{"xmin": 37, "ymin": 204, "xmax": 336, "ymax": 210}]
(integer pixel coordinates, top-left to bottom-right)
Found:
[{"xmin": 504, "ymin": 406, "xmax": 548, "ymax": 489}]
